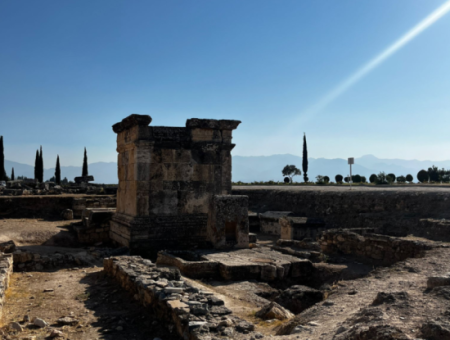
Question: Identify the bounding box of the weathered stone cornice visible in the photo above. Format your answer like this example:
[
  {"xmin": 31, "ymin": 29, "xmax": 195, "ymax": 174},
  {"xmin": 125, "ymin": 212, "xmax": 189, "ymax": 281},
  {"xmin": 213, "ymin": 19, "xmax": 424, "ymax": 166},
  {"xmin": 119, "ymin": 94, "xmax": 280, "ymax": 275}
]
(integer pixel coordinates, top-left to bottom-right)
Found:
[{"xmin": 113, "ymin": 114, "xmax": 152, "ymax": 133}]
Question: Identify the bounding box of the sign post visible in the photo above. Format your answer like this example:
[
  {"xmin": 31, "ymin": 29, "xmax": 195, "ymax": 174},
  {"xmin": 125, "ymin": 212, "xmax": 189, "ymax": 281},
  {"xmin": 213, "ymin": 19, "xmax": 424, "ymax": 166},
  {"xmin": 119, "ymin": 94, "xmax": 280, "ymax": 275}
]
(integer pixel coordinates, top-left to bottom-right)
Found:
[{"xmin": 348, "ymin": 157, "xmax": 354, "ymax": 190}]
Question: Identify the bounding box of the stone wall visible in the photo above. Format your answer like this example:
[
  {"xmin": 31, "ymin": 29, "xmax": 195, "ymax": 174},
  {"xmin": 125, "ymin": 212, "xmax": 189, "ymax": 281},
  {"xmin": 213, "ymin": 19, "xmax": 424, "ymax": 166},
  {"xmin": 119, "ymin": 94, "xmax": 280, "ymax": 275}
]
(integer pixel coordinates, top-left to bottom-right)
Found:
[
  {"xmin": 111, "ymin": 114, "xmax": 245, "ymax": 255},
  {"xmin": 0, "ymin": 195, "xmax": 115, "ymax": 218},
  {"xmin": 207, "ymin": 195, "xmax": 249, "ymax": 249},
  {"xmin": 104, "ymin": 255, "xmax": 256, "ymax": 340},
  {"xmin": 0, "ymin": 252, "xmax": 13, "ymax": 321},
  {"xmin": 319, "ymin": 229, "xmax": 431, "ymax": 265},
  {"xmin": 233, "ymin": 187, "xmax": 450, "ymax": 237}
]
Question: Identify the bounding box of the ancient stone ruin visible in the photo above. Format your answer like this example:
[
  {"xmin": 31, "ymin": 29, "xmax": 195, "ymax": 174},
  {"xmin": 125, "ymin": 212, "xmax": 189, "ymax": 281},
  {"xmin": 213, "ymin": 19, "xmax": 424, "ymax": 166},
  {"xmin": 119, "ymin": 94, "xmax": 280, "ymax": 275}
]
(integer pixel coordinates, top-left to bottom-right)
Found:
[
  {"xmin": 3, "ymin": 115, "xmax": 450, "ymax": 340},
  {"xmin": 110, "ymin": 114, "xmax": 249, "ymax": 255}
]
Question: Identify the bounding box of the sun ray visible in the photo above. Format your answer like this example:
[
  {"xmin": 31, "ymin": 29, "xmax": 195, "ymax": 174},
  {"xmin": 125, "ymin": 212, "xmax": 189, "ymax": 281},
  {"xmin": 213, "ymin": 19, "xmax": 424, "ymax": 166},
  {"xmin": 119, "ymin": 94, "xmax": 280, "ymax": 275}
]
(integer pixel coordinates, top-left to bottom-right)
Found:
[{"xmin": 301, "ymin": 0, "xmax": 450, "ymax": 121}]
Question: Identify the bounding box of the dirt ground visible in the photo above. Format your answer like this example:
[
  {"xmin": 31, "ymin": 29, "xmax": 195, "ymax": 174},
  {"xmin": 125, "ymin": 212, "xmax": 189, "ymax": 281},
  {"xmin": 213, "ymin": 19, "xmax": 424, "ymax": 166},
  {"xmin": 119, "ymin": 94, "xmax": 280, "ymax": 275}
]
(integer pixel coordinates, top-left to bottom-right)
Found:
[
  {"xmin": 0, "ymin": 219, "xmax": 78, "ymax": 247},
  {"xmin": 274, "ymin": 246, "xmax": 450, "ymax": 339},
  {"xmin": 1, "ymin": 267, "xmax": 180, "ymax": 340}
]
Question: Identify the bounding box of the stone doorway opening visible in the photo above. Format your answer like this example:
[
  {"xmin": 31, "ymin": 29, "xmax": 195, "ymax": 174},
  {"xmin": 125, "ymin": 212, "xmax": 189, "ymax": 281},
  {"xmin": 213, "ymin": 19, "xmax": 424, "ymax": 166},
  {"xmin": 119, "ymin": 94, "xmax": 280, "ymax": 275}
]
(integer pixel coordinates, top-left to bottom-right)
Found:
[{"xmin": 225, "ymin": 221, "xmax": 237, "ymax": 242}]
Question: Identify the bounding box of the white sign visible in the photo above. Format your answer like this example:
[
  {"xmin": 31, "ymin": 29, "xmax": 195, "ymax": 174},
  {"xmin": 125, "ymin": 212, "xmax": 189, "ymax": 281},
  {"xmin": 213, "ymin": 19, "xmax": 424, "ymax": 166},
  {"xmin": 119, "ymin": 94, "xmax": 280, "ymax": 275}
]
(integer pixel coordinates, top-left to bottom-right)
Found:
[{"xmin": 348, "ymin": 157, "xmax": 354, "ymax": 165}]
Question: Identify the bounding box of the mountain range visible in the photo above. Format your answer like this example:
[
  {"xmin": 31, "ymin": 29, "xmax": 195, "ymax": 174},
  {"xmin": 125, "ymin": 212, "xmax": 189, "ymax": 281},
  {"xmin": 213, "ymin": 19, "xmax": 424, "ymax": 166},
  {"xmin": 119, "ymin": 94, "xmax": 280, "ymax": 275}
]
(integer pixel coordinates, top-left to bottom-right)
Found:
[{"xmin": 5, "ymin": 154, "xmax": 450, "ymax": 184}]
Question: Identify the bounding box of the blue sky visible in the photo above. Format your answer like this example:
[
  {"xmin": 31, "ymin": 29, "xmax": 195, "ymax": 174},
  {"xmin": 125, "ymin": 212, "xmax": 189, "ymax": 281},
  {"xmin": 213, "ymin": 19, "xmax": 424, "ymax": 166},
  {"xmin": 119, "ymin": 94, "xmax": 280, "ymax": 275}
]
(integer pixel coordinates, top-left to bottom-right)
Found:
[{"xmin": 1, "ymin": 0, "xmax": 449, "ymax": 166}]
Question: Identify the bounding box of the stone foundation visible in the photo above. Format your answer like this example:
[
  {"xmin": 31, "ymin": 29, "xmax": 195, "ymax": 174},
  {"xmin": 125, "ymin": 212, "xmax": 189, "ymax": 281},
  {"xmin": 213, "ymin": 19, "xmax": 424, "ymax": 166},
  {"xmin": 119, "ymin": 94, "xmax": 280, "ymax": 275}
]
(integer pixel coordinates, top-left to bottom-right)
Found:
[
  {"xmin": 0, "ymin": 252, "xmax": 13, "ymax": 321},
  {"xmin": 319, "ymin": 229, "xmax": 431, "ymax": 265},
  {"xmin": 103, "ymin": 255, "xmax": 256, "ymax": 340},
  {"xmin": 157, "ymin": 248, "xmax": 315, "ymax": 282},
  {"xmin": 74, "ymin": 208, "xmax": 116, "ymax": 244},
  {"xmin": 259, "ymin": 211, "xmax": 293, "ymax": 236}
]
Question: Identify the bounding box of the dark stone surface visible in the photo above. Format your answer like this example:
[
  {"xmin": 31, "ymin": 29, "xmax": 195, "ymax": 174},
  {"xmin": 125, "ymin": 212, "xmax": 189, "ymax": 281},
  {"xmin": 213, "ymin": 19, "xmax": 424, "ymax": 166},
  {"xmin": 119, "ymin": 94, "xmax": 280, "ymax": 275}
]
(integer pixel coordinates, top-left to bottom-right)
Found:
[
  {"xmin": 275, "ymin": 285, "xmax": 323, "ymax": 314},
  {"xmin": 112, "ymin": 114, "xmax": 152, "ymax": 133}
]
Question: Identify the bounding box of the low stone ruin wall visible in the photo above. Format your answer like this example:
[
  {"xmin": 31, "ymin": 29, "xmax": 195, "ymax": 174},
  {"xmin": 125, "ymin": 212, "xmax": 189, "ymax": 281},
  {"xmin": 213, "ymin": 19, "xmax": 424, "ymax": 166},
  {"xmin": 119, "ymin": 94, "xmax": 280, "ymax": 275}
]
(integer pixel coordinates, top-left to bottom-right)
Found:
[
  {"xmin": 12, "ymin": 249, "xmax": 92, "ymax": 271},
  {"xmin": 233, "ymin": 187, "xmax": 450, "ymax": 237},
  {"xmin": 0, "ymin": 195, "xmax": 115, "ymax": 218},
  {"xmin": 0, "ymin": 252, "xmax": 13, "ymax": 321},
  {"xmin": 417, "ymin": 218, "xmax": 450, "ymax": 242},
  {"xmin": 319, "ymin": 229, "xmax": 431, "ymax": 265},
  {"xmin": 104, "ymin": 256, "xmax": 256, "ymax": 340}
]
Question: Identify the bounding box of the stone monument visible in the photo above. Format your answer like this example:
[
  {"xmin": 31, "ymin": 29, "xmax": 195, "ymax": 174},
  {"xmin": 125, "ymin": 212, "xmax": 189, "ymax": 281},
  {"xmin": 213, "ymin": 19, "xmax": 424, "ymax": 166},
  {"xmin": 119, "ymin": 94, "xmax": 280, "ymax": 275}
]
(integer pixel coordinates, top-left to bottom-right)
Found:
[{"xmin": 110, "ymin": 114, "xmax": 249, "ymax": 255}]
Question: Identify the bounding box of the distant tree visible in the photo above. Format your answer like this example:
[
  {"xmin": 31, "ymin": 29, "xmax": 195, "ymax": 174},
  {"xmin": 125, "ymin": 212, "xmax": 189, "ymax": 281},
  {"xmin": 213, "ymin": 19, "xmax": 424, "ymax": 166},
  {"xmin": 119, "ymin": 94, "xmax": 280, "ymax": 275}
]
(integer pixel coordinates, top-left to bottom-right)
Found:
[
  {"xmin": 302, "ymin": 133, "xmax": 308, "ymax": 182},
  {"xmin": 82, "ymin": 147, "xmax": 89, "ymax": 177},
  {"xmin": 335, "ymin": 174, "xmax": 343, "ymax": 183},
  {"xmin": 0, "ymin": 136, "xmax": 7, "ymax": 181},
  {"xmin": 55, "ymin": 155, "xmax": 61, "ymax": 185},
  {"xmin": 352, "ymin": 174, "xmax": 361, "ymax": 183},
  {"xmin": 369, "ymin": 174, "xmax": 377, "ymax": 183},
  {"xmin": 39, "ymin": 146, "xmax": 44, "ymax": 183},
  {"xmin": 387, "ymin": 173, "xmax": 396, "ymax": 183},
  {"xmin": 48, "ymin": 176, "xmax": 56, "ymax": 183},
  {"xmin": 34, "ymin": 149, "xmax": 39, "ymax": 182},
  {"xmin": 406, "ymin": 174, "xmax": 413, "ymax": 183},
  {"xmin": 417, "ymin": 170, "xmax": 428, "ymax": 183},
  {"xmin": 61, "ymin": 177, "xmax": 69, "ymax": 185},
  {"xmin": 283, "ymin": 177, "xmax": 290, "ymax": 184},
  {"xmin": 282, "ymin": 165, "xmax": 301, "ymax": 183},
  {"xmin": 376, "ymin": 172, "xmax": 388, "ymax": 185},
  {"xmin": 344, "ymin": 176, "xmax": 350, "ymax": 183},
  {"xmin": 397, "ymin": 175, "xmax": 406, "ymax": 183},
  {"xmin": 323, "ymin": 176, "xmax": 330, "ymax": 184},
  {"xmin": 316, "ymin": 175, "xmax": 325, "ymax": 185},
  {"xmin": 360, "ymin": 176, "xmax": 367, "ymax": 183},
  {"xmin": 11, "ymin": 167, "xmax": 14, "ymax": 181},
  {"xmin": 428, "ymin": 165, "xmax": 439, "ymax": 183}
]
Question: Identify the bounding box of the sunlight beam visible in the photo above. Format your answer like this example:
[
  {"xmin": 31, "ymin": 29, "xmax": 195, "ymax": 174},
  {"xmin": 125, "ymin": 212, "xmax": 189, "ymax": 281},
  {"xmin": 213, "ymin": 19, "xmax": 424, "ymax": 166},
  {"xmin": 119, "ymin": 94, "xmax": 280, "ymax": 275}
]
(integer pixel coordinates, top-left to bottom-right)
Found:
[{"xmin": 302, "ymin": 0, "xmax": 450, "ymax": 120}]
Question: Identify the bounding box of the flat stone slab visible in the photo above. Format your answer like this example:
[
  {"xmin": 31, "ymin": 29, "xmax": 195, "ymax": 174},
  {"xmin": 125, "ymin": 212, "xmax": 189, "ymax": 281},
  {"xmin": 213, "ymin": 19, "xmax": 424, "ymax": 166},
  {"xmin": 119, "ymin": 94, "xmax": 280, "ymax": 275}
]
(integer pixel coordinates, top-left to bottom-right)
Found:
[{"xmin": 202, "ymin": 248, "xmax": 313, "ymax": 281}]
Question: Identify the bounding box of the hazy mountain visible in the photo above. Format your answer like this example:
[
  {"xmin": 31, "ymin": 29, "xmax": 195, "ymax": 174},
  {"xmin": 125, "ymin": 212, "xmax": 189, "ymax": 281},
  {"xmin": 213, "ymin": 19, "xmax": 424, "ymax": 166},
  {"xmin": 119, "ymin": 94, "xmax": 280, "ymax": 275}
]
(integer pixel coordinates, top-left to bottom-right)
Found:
[{"xmin": 5, "ymin": 154, "xmax": 449, "ymax": 184}]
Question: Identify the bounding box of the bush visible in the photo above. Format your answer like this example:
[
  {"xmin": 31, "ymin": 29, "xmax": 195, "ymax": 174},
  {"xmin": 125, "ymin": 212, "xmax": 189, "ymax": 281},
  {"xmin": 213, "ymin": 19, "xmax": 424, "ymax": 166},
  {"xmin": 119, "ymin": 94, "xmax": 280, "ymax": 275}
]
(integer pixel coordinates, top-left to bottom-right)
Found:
[
  {"xmin": 375, "ymin": 172, "xmax": 388, "ymax": 185},
  {"xmin": 369, "ymin": 174, "xmax": 377, "ymax": 183},
  {"xmin": 387, "ymin": 173, "xmax": 396, "ymax": 183},
  {"xmin": 323, "ymin": 176, "xmax": 330, "ymax": 184},
  {"xmin": 335, "ymin": 174, "xmax": 343, "ymax": 183},
  {"xmin": 284, "ymin": 177, "xmax": 290, "ymax": 183},
  {"xmin": 406, "ymin": 174, "xmax": 413, "ymax": 183},
  {"xmin": 352, "ymin": 174, "xmax": 361, "ymax": 183},
  {"xmin": 428, "ymin": 166, "xmax": 439, "ymax": 183},
  {"xmin": 316, "ymin": 175, "xmax": 325, "ymax": 185},
  {"xmin": 360, "ymin": 176, "xmax": 367, "ymax": 183},
  {"xmin": 397, "ymin": 175, "xmax": 406, "ymax": 183},
  {"xmin": 417, "ymin": 170, "xmax": 428, "ymax": 183},
  {"xmin": 344, "ymin": 176, "xmax": 350, "ymax": 183}
]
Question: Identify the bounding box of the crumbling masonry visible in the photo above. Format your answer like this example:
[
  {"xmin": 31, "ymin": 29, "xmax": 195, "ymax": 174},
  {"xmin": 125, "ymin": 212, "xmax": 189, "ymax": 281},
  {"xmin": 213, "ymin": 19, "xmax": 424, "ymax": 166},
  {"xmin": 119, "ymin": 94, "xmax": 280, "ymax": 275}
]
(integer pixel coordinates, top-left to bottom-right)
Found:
[{"xmin": 110, "ymin": 114, "xmax": 249, "ymax": 255}]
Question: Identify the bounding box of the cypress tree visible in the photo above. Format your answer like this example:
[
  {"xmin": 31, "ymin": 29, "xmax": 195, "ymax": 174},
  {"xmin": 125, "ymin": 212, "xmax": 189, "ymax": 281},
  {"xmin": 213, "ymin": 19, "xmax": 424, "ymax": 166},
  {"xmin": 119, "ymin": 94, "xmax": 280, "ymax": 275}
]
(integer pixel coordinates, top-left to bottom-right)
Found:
[
  {"xmin": 39, "ymin": 146, "xmax": 44, "ymax": 183},
  {"xmin": 82, "ymin": 147, "xmax": 88, "ymax": 177},
  {"xmin": 302, "ymin": 133, "xmax": 309, "ymax": 182},
  {"xmin": 34, "ymin": 150, "xmax": 39, "ymax": 182},
  {"xmin": 11, "ymin": 167, "xmax": 14, "ymax": 181},
  {"xmin": 0, "ymin": 136, "xmax": 6, "ymax": 181},
  {"xmin": 55, "ymin": 155, "xmax": 61, "ymax": 185}
]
